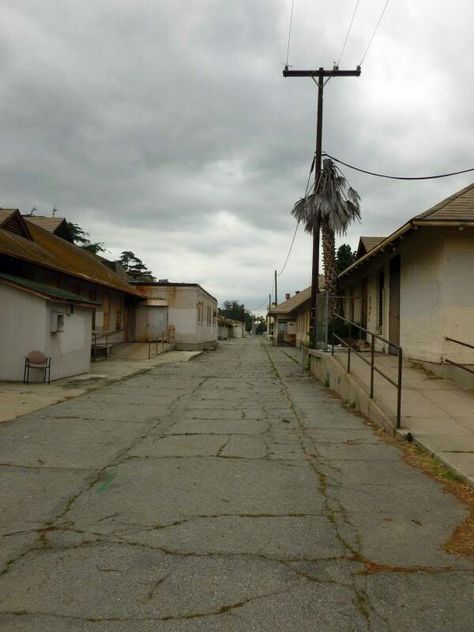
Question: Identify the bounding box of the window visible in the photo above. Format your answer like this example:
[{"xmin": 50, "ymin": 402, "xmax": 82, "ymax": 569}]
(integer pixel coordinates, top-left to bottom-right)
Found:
[{"xmin": 115, "ymin": 308, "xmax": 122, "ymax": 330}]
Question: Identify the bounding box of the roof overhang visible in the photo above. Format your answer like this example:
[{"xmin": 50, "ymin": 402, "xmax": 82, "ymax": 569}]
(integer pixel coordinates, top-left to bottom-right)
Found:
[
  {"xmin": 0, "ymin": 275, "xmax": 100, "ymax": 308},
  {"xmin": 339, "ymin": 219, "xmax": 474, "ymax": 280}
]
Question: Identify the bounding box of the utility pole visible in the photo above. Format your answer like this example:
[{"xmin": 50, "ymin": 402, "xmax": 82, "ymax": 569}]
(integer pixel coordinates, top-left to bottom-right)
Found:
[
  {"xmin": 283, "ymin": 65, "xmax": 360, "ymax": 345},
  {"xmin": 274, "ymin": 269, "xmax": 278, "ymax": 306}
]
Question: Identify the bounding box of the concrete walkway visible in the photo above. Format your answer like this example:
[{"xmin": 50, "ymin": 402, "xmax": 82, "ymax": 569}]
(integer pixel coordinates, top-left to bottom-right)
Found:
[
  {"xmin": 0, "ymin": 338, "xmax": 473, "ymax": 630},
  {"xmin": 0, "ymin": 350, "xmax": 201, "ymax": 424},
  {"xmin": 328, "ymin": 349, "xmax": 474, "ymax": 486}
]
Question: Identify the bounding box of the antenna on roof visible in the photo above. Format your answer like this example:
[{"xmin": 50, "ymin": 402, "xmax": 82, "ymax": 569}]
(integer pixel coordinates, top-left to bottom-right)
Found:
[
  {"xmin": 52, "ymin": 205, "xmax": 58, "ymax": 217},
  {"xmin": 31, "ymin": 207, "xmax": 37, "ymax": 216}
]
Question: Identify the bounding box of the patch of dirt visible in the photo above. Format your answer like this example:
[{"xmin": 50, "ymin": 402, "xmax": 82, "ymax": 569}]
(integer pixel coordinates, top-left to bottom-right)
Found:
[{"xmin": 401, "ymin": 444, "xmax": 474, "ymax": 558}]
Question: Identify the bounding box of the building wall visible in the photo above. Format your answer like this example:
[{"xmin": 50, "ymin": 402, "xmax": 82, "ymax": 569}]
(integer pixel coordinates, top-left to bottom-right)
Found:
[
  {"xmin": 399, "ymin": 230, "xmax": 445, "ymax": 362},
  {"xmin": 194, "ymin": 286, "xmax": 218, "ymax": 347},
  {"xmin": 133, "ymin": 284, "xmax": 218, "ymax": 350},
  {"xmin": 0, "ymin": 284, "xmax": 92, "ymax": 381},
  {"xmin": 295, "ymin": 305, "xmax": 310, "ymax": 347},
  {"xmin": 24, "ymin": 263, "xmax": 134, "ymax": 345},
  {"xmin": 340, "ymin": 228, "xmax": 474, "ymax": 364},
  {"xmin": 441, "ymin": 232, "xmax": 474, "ymax": 365},
  {"xmin": 46, "ymin": 301, "xmax": 92, "ymax": 380}
]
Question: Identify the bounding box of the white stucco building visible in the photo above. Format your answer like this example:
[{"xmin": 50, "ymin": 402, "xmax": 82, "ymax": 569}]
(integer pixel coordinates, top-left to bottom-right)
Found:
[
  {"xmin": 338, "ymin": 183, "xmax": 474, "ymax": 367},
  {"xmin": 0, "ymin": 209, "xmax": 142, "ymax": 381},
  {"xmin": 133, "ymin": 282, "xmax": 218, "ymax": 350}
]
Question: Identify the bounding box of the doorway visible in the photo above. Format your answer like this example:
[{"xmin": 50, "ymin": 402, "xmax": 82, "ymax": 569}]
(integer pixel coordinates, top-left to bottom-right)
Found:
[{"xmin": 389, "ymin": 255, "xmax": 401, "ymax": 352}]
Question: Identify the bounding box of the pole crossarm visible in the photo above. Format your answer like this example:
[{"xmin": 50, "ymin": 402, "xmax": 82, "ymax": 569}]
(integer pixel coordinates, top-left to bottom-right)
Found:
[{"xmin": 283, "ymin": 66, "xmax": 361, "ymax": 78}]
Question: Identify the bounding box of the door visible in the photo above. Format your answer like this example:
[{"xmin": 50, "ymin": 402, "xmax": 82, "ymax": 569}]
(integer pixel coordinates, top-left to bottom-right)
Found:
[
  {"xmin": 146, "ymin": 306, "xmax": 168, "ymax": 340},
  {"xmin": 361, "ymin": 278, "xmax": 368, "ymax": 331},
  {"xmin": 389, "ymin": 255, "xmax": 401, "ymax": 352}
]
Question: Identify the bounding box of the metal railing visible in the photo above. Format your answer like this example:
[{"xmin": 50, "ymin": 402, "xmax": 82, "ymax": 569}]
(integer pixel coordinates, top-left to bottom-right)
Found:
[
  {"xmin": 444, "ymin": 337, "xmax": 474, "ymax": 375},
  {"xmin": 331, "ymin": 314, "xmax": 403, "ymax": 428},
  {"xmin": 148, "ymin": 338, "xmax": 166, "ymax": 360},
  {"xmin": 91, "ymin": 329, "xmax": 125, "ymax": 362}
]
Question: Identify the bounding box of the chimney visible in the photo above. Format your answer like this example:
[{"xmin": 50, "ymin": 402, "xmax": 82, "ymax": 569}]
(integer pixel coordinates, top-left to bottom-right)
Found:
[{"xmin": 285, "ymin": 293, "xmax": 290, "ymax": 300}]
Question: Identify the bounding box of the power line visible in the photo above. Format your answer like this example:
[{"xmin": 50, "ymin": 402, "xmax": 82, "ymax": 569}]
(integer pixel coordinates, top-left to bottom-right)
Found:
[
  {"xmin": 324, "ymin": 153, "xmax": 474, "ymax": 180},
  {"xmin": 276, "ymin": 156, "xmax": 314, "ymax": 277},
  {"xmin": 359, "ymin": 0, "xmax": 391, "ymax": 66},
  {"xmin": 285, "ymin": 0, "xmax": 295, "ymax": 67},
  {"xmin": 251, "ymin": 297, "xmax": 270, "ymax": 312},
  {"xmin": 277, "ymin": 222, "xmax": 299, "ymax": 276},
  {"xmin": 337, "ymin": 0, "xmax": 361, "ymax": 66}
]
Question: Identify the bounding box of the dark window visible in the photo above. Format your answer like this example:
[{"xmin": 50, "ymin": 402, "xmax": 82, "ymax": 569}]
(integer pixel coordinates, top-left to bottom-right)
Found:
[{"xmin": 378, "ymin": 268, "xmax": 385, "ymax": 329}]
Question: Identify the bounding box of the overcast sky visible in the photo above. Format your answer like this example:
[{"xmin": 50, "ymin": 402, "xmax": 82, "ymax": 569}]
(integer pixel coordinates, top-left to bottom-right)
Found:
[{"xmin": 1, "ymin": 0, "xmax": 472, "ymax": 312}]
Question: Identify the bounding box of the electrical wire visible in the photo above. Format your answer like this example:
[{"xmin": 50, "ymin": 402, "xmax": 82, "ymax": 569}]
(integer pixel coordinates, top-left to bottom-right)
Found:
[
  {"xmin": 337, "ymin": 0, "xmax": 361, "ymax": 66},
  {"xmin": 276, "ymin": 155, "xmax": 314, "ymax": 277},
  {"xmin": 323, "ymin": 153, "xmax": 474, "ymax": 181},
  {"xmin": 359, "ymin": 0, "xmax": 391, "ymax": 66},
  {"xmin": 277, "ymin": 222, "xmax": 299, "ymax": 277},
  {"xmin": 251, "ymin": 295, "xmax": 272, "ymax": 312},
  {"xmin": 285, "ymin": 0, "xmax": 295, "ymax": 67},
  {"xmin": 250, "ymin": 157, "xmax": 316, "ymax": 312}
]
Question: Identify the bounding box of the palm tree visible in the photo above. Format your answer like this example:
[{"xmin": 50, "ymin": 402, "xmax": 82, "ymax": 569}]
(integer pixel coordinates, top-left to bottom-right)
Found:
[{"xmin": 292, "ymin": 158, "xmax": 360, "ymax": 315}]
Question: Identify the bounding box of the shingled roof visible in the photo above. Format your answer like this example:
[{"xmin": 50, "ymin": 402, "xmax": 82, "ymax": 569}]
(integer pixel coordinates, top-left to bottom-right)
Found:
[
  {"xmin": 356, "ymin": 236, "xmax": 385, "ymax": 259},
  {"xmin": 415, "ymin": 183, "xmax": 474, "ymax": 222},
  {"xmin": 270, "ymin": 286, "xmax": 311, "ymax": 315},
  {"xmin": 0, "ymin": 209, "xmax": 140, "ymax": 297},
  {"xmin": 24, "ymin": 215, "xmax": 74, "ymax": 240},
  {"xmin": 339, "ymin": 183, "xmax": 474, "ymax": 279}
]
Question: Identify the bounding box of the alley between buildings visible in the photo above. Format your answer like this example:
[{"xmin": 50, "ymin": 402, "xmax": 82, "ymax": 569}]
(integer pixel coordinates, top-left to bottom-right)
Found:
[{"xmin": 0, "ymin": 338, "xmax": 473, "ymax": 631}]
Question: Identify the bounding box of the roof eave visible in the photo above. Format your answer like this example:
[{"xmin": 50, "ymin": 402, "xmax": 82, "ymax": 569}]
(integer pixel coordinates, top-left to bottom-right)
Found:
[
  {"xmin": 338, "ymin": 221, "xmax": 414, "ymax": 279},
  {"xmin": 0, "ymin": 245, "xmax": 142, "ymax": 298},
  {"xmin": 0, "ymin": 277, "xmax": 99, "ymax": 306}
]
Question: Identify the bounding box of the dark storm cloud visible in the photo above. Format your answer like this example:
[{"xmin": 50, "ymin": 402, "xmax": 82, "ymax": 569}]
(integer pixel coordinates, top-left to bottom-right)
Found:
[{"xmin": 0, "ymin": 0, "xmax": 472, "ymax": 308}]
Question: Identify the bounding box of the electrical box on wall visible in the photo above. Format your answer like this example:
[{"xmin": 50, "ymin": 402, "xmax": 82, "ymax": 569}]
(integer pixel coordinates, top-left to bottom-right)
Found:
[{"xmin": 50, "ymin": 311, "xmax": 65, "ymax": 333}]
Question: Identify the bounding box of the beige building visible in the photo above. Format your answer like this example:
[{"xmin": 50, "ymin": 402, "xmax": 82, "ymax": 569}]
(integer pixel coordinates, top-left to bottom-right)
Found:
[
  {"xmin": 338, "ymin": 183, "xmax": 474, "ymax": 366},
  {"xmin": 133, "ymin": 282, "xmax": 218, "ymax": 350},
  {"xmin": 269, "ymin": 287, "xmax": 311, "ymax": 347},
  {"xmin": 0, "ymin": 209, "xmax": 141, "ymax": 380}
]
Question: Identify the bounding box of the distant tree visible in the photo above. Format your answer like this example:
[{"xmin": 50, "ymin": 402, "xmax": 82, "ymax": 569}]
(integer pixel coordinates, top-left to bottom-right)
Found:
[
  {"xmin": 65, "ymin": 221, "xmax": 107, "ymax": 254},
  {"xmin": 336, "ymin": 244, "xmax": 357, "ymax": 274},
  {"xmin": 219, "ymin": 300, "xmax": 252, "ymax": 332},
  {"xmin": 119, "ymin": 251, "xmax": 155, "ymax": 281},
  {"xmin": 255, "ymin": 316, "xmax": 267, "ymax": 335}
]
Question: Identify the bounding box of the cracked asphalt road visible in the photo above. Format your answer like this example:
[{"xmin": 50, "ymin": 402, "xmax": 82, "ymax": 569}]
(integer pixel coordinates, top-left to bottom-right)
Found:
[{"xmin": 0, "ymin": 338, "xmax": 473, "ymax": 631}]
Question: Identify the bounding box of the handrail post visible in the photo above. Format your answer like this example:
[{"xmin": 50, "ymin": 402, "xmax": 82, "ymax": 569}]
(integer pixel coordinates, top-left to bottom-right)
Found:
[
  {"xmin": 397, "ymin": 347, "xmax": 403, "ymax": 428},
  {"xmin": 370, "ymin": 333, "xmax": 375, "ymax": 398}
]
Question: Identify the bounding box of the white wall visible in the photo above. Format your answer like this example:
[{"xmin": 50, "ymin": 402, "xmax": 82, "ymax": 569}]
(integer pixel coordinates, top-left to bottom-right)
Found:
[
  {"xmin": 46, "ymin": 302, "xmax": 92, "ymax": 380},
  {"xmin": 0, "ymin": 284, "xmax": 48, "ymax": 381},
  {"xmin": 133, "ymin": 284, "xmax": 217, "ymax": 349},
  {"xmin": 340, "ymin": 228, "xmax": 474, "ymax": 364},
  {"xmin": 0, "ymin": 284, "xmax": 92, "ymax": 381},
  {"xmin": 400, "ymin": 231, "xmax": 445, "ymax": 362},
  {"xmin": 441, "ymin": 232, "xmax": 474, "ymax": 364}
]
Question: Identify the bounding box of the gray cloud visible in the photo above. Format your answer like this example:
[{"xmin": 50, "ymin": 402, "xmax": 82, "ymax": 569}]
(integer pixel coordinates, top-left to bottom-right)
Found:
[{"xmin": 0, "ymin": 0, "xmax": 472, "ymax": 310}]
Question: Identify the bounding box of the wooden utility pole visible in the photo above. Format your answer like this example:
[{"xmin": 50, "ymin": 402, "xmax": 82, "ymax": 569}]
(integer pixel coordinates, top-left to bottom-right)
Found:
[
  {"xmin": 283, "ymin": 65, "xmax": 360, "ymax": 345},
  {"xmin": 274, "ymin": 269, "xmax": 278, "ymax": 306}
]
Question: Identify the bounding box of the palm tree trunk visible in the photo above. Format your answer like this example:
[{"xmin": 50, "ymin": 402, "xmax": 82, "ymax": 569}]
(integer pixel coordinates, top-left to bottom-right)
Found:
[{"xmin": 321, "ymin": 222, "xmax": 337, "ymax": 317}]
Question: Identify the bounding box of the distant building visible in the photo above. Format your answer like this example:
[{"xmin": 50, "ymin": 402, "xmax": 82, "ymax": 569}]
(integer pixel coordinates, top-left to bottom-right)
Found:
[
  {"xmin": 132, "ymin": 281, "xmax": 218, "ymax": 351},
  {"xmin": 269, "ymin": 277, "xmax": 324, "ymax": 347}
]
